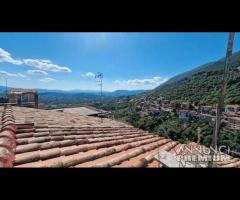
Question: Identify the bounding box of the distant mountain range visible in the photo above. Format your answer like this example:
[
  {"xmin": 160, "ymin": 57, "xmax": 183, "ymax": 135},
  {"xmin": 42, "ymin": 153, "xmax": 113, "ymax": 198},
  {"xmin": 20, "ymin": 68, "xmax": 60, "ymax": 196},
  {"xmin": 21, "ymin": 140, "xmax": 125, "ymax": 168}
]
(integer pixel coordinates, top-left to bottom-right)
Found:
[{"xmin": 0, "ymin": 86, "xmax": 145, "ymax": 98}]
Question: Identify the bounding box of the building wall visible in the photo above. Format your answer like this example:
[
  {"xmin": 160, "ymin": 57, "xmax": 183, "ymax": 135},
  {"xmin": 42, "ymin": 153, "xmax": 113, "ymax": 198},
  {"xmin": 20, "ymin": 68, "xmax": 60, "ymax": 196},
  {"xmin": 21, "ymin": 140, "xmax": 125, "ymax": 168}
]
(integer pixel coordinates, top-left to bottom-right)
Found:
[
  {"xmin": 8, "ymin": 93, "xmax": 19, "ymax": 104},
  {"xmin": 179, "ymin": 112, "xmax": 189, "ymax": 120},
  {"xmin": 225, "ymin": 105, "xmax": 240, "ymax": 113},
  {"xmin": 228, "ymin": 123, "xmax": 240, "ymax": 130},
  {"xmin": 7, "ymin": 92, "xmax": 38, "ymax": 108},
  {"xmin": 227, "ymin": 118, "xmax": 240, "ymax": 130}
]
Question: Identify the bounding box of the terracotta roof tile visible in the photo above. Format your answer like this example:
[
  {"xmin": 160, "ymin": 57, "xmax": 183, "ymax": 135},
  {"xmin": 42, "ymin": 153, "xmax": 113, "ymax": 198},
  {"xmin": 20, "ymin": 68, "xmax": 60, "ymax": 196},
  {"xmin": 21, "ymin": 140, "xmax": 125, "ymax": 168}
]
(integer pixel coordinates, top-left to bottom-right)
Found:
[
  {"xmin": 217, "ymin": 158, "xmax": 240, "ymax": 166},
  {"xmin": 0, "ymin": 105, "xmax": 239, "ymax": 168},
  {"xmin": 221, "ymin": 160, "xmax": 240, "ymax": 168},
  {"xmin": 0, "ymin": 105, "xmax": 16, "ymax": 167}
]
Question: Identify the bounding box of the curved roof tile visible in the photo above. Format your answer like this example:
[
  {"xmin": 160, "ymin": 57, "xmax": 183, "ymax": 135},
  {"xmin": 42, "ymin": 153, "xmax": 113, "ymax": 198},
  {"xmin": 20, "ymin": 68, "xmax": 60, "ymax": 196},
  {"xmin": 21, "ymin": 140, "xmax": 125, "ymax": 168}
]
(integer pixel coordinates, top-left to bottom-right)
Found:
[{"xmin": 0, "ymin": 105, "xmax": 239, "ymax": 168}]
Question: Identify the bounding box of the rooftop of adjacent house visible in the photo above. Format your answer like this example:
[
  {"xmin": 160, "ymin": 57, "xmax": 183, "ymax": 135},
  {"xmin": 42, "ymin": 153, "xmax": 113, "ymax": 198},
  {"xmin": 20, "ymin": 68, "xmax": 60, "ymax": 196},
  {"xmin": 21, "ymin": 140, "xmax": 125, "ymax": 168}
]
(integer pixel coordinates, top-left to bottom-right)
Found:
[
  {"xmin": 226, "ymin": 104, "xmax": 240, "ymax": 109},
  {"xmin": 53, "ymin": 107, "xmax": 108, "ymax": 116},
  {"xmin": 181, "ymin": 102, "xmax": 191, "ymax": 104},
  {"xmin": 224, "ymin": 112, "xmax": 238, "ymax": 117},
  {"xmin": 7, "ymin": 89, "xmax": 37, "ymax": 94},
  {"xmin": 199, "ymin": 113, "xmax": 215, "ymax": 118},
  {"xmin": 0, "ymin": 105, "xmax": 240, "ymax": 168},
  {"xmin": 179, "ymin": 109, "xmax": 189, "ymax": 113},
  {"xmin": 201, "ymin": 106, "xmax": 213, "ymax": 108},
  {"xmin": 228, "ymin": 117, "xmax": 240, "ymax": 122}
]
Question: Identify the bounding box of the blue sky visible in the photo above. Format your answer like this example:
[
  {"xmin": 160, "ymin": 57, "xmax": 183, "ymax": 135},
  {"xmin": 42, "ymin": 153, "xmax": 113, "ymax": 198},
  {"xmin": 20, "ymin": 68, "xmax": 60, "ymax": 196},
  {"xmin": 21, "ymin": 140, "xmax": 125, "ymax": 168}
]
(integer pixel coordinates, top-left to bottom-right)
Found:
[{"xmin": 0, "ymin": 32, "xmax": 239, "ymax": 91}]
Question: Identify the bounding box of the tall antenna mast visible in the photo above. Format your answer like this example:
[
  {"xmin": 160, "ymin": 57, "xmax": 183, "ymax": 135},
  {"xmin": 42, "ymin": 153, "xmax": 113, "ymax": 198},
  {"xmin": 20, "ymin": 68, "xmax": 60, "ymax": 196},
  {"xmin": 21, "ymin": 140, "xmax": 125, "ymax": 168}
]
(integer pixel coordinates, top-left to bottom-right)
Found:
[
  {"xmin": 95, "ymin": 72, "xmax": 103, "ymax": 100},
  {"xmin": 209, "ymin": 32, "xmax": 235, "ymax": 167},
  {"xmin": 5, "ymin": 78, "xmax": 8, "ymax": 98}
]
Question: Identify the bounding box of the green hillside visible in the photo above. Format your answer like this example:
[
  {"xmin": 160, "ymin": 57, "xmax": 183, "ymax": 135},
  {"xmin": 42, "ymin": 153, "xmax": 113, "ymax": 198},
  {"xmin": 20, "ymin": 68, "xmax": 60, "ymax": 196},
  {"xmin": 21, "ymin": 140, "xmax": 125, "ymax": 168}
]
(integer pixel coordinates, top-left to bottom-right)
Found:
[{"xmin": 150, "ymin": 51, "xmax": 240, "ymax": 105}]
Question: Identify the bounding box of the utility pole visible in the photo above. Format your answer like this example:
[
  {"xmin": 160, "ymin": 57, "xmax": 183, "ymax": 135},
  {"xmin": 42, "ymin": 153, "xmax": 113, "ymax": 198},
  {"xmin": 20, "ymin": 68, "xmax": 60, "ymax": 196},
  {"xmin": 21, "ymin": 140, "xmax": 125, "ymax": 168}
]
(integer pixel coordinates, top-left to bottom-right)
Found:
[{"xmin": 209, "ymin": 32, "xmax": 235, "ymax": 167}]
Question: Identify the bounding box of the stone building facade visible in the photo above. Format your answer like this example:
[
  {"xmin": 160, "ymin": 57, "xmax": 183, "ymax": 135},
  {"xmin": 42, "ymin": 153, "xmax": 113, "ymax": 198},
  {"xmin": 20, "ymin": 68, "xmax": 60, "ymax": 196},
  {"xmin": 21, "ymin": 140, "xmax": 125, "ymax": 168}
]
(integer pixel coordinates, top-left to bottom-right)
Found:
[{"xmin": 7, "ymin": 89, "xmax": 38, "ymax": 108}]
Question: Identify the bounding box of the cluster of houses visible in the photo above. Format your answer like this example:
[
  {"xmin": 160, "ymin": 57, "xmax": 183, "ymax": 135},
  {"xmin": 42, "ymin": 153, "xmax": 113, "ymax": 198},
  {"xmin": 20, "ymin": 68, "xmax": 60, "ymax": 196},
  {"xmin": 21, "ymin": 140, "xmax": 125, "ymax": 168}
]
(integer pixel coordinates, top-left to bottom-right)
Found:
[
  {"xmin": 178, "ymin": 102, "xmax": 240, "ymax": 130},
  {"xmin": 178, "ymin": 103, "xmax": 215, "ymax": 121},
  {"xmin": 130, "ymin": 96, "xmax": 240, "ymax": 131},
  {"xmin": 132, "ymin": 96, "xmax": 176, "ymax": 116}
]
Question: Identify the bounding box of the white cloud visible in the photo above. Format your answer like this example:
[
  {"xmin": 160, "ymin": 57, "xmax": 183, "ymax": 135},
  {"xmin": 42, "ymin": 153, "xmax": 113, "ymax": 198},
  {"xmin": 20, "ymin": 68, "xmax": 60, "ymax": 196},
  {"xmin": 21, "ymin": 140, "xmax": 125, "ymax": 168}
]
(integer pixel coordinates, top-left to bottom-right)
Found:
[
  {"xmin": 115, "ymin": 76, "xmax": 168, "ymax": 86},
  {"xmin": 39, "ymin": 77, "xmax": 56, "ymax": 83},
  {"xmin": 0, "ymin": 70, "xmax": 26, "ymax": 78},
  {"xmin": 82, "ymin": 72, "xmax": 95, "ymax": 78},
  {"xmin": 27, "ymin": 70, "xmax": 48, "ymax": 76},
  {"xmin": 0, "ymin": 48, "xmax": 23, "ymax": 65},
  {"xmin": 23, "ymin": 59, "xmax": 71, "ymax": 73},
  {"xmin": 0, "ymin": 48, "xmax": 72, "ymax": 75}
]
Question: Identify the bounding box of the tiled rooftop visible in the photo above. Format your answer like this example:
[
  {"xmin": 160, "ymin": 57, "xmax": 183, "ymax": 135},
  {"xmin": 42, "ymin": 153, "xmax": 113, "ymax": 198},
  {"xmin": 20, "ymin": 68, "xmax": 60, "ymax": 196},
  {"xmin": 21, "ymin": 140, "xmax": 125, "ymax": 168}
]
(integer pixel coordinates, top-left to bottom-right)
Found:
[
  {"xmin": 53, "ymin": 107, "xmax": 108, "ymax": 116},
  {"xmin": 226, "ymin": 104, "xmax": 240, "ymax": 109},
  {"xmin": 0, "ymin": 105, "xmax": 239, "ymax": 168},
  {"xmin": 228, "ymin": 116, "xmax": 240, "ymax": 121}
]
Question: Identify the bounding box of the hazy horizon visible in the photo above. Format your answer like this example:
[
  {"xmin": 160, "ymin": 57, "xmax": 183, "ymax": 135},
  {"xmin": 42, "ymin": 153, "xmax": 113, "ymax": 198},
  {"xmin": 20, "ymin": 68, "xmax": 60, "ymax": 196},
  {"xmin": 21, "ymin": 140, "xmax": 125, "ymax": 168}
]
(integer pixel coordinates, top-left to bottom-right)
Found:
[{"xmin": 0, "ymin": 84, "xmax": 147, "ymax": 93}]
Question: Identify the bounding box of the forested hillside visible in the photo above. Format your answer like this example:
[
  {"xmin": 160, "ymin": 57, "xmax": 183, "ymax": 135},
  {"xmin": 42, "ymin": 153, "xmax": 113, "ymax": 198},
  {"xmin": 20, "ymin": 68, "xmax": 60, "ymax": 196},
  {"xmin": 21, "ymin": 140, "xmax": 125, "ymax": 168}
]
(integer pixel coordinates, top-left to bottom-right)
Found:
[
  {"xmin": 150, "ymin": 51, "xmax": 240, "ymax": 105},
  {"xmin": 92, "ymin": 51, "xmax": 240, "ymax": 152}
]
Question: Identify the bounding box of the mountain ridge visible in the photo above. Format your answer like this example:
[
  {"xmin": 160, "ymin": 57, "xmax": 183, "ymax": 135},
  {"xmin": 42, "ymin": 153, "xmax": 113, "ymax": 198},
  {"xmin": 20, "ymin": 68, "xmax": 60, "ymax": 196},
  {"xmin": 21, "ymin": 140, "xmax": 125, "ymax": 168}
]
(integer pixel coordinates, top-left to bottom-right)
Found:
[
  {"xmin": 0, "ymin": 86, "xmax": 145, "ymax": 97},
  {"xmin": 155, "ymin": 50, "xmax": 240, "ymax": 91},
  {"xmin": 146, "ymin": 50, "xmax": 240, "ymax": 105}
]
